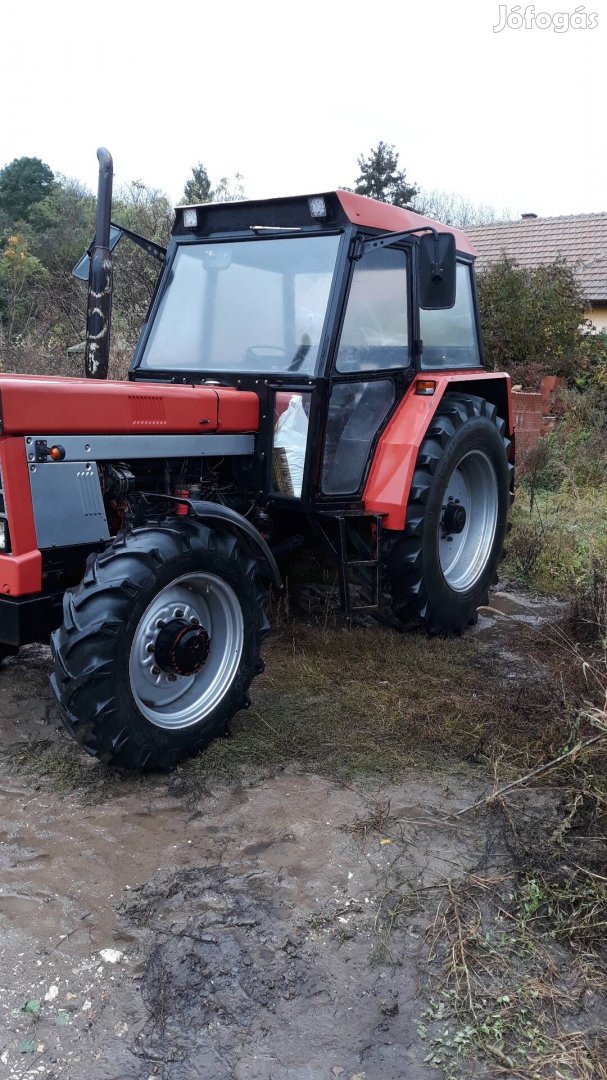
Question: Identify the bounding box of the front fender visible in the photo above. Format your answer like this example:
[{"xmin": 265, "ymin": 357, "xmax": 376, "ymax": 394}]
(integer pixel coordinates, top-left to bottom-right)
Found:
[{"xmin": 187, "ymin": 499, "xmax": 282, "ymax": 588}]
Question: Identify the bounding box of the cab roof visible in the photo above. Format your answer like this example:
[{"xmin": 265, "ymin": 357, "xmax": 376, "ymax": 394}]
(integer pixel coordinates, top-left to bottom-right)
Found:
[{"xmin": 173, "ymin": 189, "xmax": 476, "ymax": 257}]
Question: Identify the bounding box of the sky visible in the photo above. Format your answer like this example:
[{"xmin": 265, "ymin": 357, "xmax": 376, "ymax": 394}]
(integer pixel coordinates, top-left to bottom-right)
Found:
[{"xmin": 1, "ymin": 0, "xmax": 606, "ymax": 219}]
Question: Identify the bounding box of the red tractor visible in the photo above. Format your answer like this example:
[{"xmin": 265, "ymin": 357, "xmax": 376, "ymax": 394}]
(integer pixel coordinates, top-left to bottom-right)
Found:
[{"xmin": 0, "ymin": 150, "xmax": 513, "ymax": 770}]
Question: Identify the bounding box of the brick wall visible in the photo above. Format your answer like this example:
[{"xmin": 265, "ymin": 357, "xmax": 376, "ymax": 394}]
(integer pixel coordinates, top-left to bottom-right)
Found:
[{"xmin": 512, "ymin": 376, "xmax": 564, "ymax": 460}]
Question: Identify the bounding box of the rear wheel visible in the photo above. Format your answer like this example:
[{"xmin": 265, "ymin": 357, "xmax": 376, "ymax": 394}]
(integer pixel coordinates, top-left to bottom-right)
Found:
[
  {"xmin": 50, "ymin": 519, "xmax": 269, "ymax": 770},
  {"xmin": 385, "ymin": 393, "xmax": 512, "ymax": 634}
]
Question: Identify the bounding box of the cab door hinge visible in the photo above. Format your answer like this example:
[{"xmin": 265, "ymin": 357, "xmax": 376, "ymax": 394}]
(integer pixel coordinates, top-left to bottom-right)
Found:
[{"xmin": 349, "ymin": 235, "xmax": 365, "ymax": 261}]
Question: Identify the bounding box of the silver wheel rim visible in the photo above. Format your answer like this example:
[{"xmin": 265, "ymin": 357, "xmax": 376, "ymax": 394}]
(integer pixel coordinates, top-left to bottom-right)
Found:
[
  {"xmin": 129, "ymin": 572, "xmax": 244, "ymax": 730},
  {"xmin": 438, "ymin": 450, "xmax": 498, "ymax": 592}
]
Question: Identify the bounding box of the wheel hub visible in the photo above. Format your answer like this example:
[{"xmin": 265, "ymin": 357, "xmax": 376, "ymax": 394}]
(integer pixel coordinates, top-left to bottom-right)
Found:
[
  {"xmin": 129, "ymin": 573, "xmax": 245, "ymax": 731},
  {"xmin": 154, "ymin": 618, "xmax": 210, "ymax": 676},
  {"xmin": 442, "ymin": 501, "xmax": 467, "ymax": 535},
  {"xmin": 438, "ymin": 450, "xmax": 498, "ymax": 592}
]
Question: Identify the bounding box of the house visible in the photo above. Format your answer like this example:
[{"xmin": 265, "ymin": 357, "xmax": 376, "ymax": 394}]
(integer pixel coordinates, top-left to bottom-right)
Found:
[{"xmin": 467, "ymin": 213, "xmax": 607, "ymax": 330}]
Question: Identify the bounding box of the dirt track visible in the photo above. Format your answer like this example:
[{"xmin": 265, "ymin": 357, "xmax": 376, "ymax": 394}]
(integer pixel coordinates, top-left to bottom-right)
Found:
[{"xmin": 0, "ymin": 590, "xmax": 601, "ymax": 1079}]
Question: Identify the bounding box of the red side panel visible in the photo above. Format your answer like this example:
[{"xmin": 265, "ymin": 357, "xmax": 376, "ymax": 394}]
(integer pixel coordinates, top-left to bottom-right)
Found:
[
  {"xmin": 363, "ymin": 373, "xmax": 512, "ymax": 530},
  {"xmin": 0, "ymin": 437, "xmax": 41, "ymax": 595},
  {"xmin": 0, "ymin": 375, "xmax": 260, "ymax": 436},
  {"xmin": 216, "ymin": 387, "xmax": 259, "ymax": 432}
]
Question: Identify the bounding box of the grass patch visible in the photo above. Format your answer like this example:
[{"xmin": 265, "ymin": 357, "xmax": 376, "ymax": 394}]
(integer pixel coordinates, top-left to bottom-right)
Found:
[
  {"xmin": 181, "ymin": 618, "xmax": 579, "ymax": 793},
  {"xmin": 506, "ymin": 487, "xmax": 607, "ymax": 595},
  {"xmin": 3, "ymin": 737, "xmax": 147, "ymax": 800},
  {"xmin": 5, "ymin": 738, "xmax": 99, "ymax": 793},
  {"xmin": 507, "ymin": 385, "xmax": 607, "ymax": 598}
]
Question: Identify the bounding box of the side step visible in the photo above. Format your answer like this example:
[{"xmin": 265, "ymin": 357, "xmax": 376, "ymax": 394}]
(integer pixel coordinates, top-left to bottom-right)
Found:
[{"xmin": 310, "ymin": 512, "xmax": 385, "ymax": 618}]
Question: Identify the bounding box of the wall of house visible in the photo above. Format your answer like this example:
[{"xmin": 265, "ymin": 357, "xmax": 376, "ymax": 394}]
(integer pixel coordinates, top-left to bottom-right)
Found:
[{"xmin": 587, "ymin": 305, "xmax": 607, "ymax": 331}]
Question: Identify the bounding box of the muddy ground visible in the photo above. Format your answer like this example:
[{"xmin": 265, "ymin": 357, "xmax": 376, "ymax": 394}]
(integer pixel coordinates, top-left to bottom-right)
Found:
[{"xmin": 0, "ymin": 588, "xmax": 604, "ymax": 1080}]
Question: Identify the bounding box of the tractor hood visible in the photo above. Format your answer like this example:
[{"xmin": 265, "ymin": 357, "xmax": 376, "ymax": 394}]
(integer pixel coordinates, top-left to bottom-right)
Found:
[{"xmin": 0, "ymin": 375, "xmax": 259, "ymax": 435}]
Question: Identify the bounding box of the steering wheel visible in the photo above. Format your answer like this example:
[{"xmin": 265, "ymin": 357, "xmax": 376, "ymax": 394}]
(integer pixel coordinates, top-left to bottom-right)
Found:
[
  {"xmin": 245, "ymin": 345, "xmax": 288, "ymax": 366},
  {"xmin": 245, "ymin": 340, "xmax": 312, "ymax": 372}
]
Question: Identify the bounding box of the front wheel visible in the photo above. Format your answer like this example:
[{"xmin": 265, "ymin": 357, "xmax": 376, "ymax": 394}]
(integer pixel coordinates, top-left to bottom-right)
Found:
[
  {"xmin": 50, "ymin": 519, "xmax": 269, "ymax": 770},
  {"xmin": 385, "ymin": 393, "xmax": 512, "ymax": 634}
]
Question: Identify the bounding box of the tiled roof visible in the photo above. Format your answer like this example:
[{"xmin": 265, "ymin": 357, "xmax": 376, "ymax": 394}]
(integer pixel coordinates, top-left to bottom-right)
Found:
[{"xmin": 467, "ymin": 214, "xmax": 607, "ymax": 303}]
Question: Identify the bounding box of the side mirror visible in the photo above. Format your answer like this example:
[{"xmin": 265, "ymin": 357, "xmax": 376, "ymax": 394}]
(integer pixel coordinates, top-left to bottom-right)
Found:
[
  {"xmin": 72, "ymin": 225, "xmax": 123, "ymax": 282},
  {"xmin": 418, "ymin": 232, "xmax": 456, "ymax": 309}
]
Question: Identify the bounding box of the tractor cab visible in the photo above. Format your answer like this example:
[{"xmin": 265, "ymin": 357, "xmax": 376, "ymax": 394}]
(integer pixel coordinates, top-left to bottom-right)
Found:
[{"xmin": 128, "ymin": 191, "xmax": 482, "ymax": 512}]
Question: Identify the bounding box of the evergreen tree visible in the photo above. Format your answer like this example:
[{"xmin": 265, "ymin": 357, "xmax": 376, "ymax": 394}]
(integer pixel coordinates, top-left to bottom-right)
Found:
[
  {"xmin": 182, "ymin": 164, "xmax": 213, "ymax": 204},
  {"xmin": 354, "ymin": 141, "xmax": 417, "ymax": 208}
]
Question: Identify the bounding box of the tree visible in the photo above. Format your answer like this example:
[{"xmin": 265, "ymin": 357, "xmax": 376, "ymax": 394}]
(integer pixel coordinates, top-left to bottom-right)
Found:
[
  {"xmin": 109, "ymin": 180, "xmax": 174, "ymax": 368},
  {"xmin": 0, "ymin": 234, "xmax": 49, "ymax": 344},
  {"xmin": 182, "ymin": 163, "xmax": 245, "ymax": 205},
  {"xmin": 477, "ymin": 257, "xmax": 586, "ymax": 388},
  {"xmin": 0, "ymin": 157, "xmax": 54, "ymax": 222},
  {"xmin": 182, "ymin": 163, "xmax": 213, "ymax": 204},
  {"xmin": 354, "ymin": 141, "xmax": 417, "ymax": 207},
  {"xmin": 212, "ymin": 173, "xmax": 245, "ymax": 203},
  {"xmin": 413, "ymin": 188, "xmax": 502, "ymax": 228}
]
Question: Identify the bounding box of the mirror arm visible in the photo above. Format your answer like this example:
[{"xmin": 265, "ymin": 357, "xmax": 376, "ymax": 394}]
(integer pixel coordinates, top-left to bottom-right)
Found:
[
  {"xmin": 110, "ymin": 222, "xmax": 166, "ymax": 263},
  {"xmin": 352, "ymin": 225, "xmax": 437, "ymax": 261}
]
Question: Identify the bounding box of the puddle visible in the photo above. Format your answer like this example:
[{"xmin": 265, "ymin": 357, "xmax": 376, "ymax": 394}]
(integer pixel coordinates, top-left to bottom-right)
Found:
[{"xmin": 476, "ymin": 585, "xmax": 564, "ymax": 630}]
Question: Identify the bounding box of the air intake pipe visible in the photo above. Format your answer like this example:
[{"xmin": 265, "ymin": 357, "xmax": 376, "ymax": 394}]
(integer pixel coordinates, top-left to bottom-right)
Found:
[{"xmin": 85, "ymin": 148, "xmax": 113, "ymax": 379}]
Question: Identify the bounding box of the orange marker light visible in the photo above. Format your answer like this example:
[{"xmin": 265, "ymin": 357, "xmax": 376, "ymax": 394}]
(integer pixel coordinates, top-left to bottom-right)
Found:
[
  {"xmin": 415, "ymin": 380, "xmax": 436, "ymax": 396},
  {"xmin": 50, "ymin": 445, "xmax": 65, "ymax": 461}
]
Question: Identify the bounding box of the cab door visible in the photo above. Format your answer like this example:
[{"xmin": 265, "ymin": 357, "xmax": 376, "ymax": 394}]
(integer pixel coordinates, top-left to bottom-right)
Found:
[{"xmin": 320, "ymin": 244, "xmax": 412, "ymax": 499}]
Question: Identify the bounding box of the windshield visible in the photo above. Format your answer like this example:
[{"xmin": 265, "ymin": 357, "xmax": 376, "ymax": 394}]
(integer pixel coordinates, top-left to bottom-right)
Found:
[{"xmin": 139, "ymin": 234, "xmax": 341, "ymax": 375}]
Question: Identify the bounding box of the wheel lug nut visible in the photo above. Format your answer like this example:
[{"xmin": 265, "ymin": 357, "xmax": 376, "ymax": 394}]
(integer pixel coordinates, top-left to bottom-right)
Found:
[
  {"xmin": 168, "ymin": 674, "xmax": 177, "ymax": 682},
  {"xmin": 190, "ymin": 617, "xmax": 200, "ymax": 626},
  {"xmin": 151, "ymin": 665, "xmax": 160, "ymax": 675},
  {"xmin": 146, "ymin": 643, "xmax": 154, "ymax": 653},
  {"xmin": 174, "ymin": 609, "xmax": 185, "ymax": 618},
  {"xmin": 155, "ymin": 619, "xmax": 165, "ymax": 630}
]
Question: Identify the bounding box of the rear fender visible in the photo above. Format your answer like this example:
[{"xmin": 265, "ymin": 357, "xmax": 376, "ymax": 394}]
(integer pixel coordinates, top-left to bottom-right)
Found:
[{"xmin": 363, "ymin": 372, "xmax": 512, "ymax": 531}]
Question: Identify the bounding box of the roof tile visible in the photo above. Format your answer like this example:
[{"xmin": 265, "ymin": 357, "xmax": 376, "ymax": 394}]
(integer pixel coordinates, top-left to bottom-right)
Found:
[{"xmin": 467, "ymin": 213, "xmax": 607, "ymax": 303}]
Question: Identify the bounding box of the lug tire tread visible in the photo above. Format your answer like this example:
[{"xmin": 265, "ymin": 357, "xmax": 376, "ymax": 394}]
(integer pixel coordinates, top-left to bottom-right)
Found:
[
  {"xmin": 50, "ymin": 520, "xmax": 268, "ymax": 770},
  {"xmin": 384, "ymin": 392, "xmax": 513, "ymax": 635}
]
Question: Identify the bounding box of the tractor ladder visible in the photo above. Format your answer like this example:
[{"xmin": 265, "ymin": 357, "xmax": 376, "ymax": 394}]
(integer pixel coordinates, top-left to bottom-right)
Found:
[{"xmin": 310, "ymin": 511, "xmax": 385, "ymax": 618}]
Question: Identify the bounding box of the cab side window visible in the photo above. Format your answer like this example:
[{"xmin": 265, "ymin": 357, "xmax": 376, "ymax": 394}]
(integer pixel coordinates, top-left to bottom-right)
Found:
[
  {"xmin": 335, "ymin": 247, "xmax": 410, "ymax": 373},
  {"xmin": 420, "ymin": 262, "xmax": 481, "ymax": 369}
]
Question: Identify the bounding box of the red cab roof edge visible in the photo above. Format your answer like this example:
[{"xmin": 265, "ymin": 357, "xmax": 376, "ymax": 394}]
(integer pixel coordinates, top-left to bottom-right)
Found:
[{"xmin": 335, "ymin": 190, "xmax": 477, "ymax": 257}]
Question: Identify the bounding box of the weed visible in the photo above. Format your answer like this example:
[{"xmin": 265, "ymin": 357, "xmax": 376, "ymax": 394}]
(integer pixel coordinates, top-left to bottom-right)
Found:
[
  {"xmin": 420, "ymin": 867, "xmax": 607, "ymax": 1079},
  {"xmin": 341, "ymin": 798, "xmax": 392, "ymax": 842}
]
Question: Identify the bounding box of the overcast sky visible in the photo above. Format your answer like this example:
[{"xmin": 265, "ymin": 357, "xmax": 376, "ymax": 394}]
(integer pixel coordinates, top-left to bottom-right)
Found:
[{"xmin": 2, "ymin": 0, "xmax": 605, "ymax": 219}]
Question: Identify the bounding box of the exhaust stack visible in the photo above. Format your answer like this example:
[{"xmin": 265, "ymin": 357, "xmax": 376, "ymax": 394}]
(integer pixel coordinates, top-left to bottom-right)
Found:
[{"xmin": 85, "ymin": 148, "xmax": 113, "ymax": 379}]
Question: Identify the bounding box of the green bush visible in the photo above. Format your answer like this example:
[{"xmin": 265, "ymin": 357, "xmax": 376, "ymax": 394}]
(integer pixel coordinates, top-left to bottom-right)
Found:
[{"xmin": 477, "ymin": 257, "xmax": 588, "ymax": 388}]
